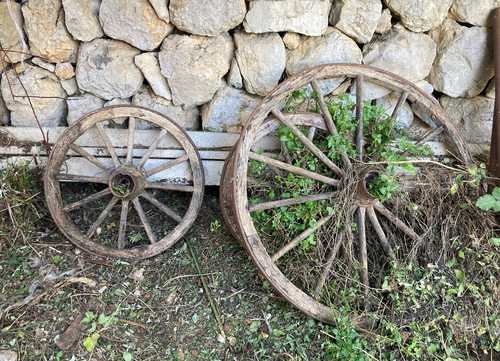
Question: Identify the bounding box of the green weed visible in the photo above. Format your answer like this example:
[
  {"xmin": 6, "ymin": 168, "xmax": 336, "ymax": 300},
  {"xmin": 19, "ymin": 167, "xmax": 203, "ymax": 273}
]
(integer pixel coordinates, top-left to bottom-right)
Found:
[
  {"xmin": 324, "ymin": 316, "xmax": 370, "ymax": 361},
  {"xmin": 81, "ymin": 307, "xmax": 121, "ymax": 352},
  {"xmin": 0, "ymin": 161, "xmax": 44, "ymax": 244},
  {"xmin": 476, "ymin": 187, "xmax": 500, "ymax": 212},
  {"xmin": 210, "ymin": 219, "xmax": 222, "ymax": 233}
]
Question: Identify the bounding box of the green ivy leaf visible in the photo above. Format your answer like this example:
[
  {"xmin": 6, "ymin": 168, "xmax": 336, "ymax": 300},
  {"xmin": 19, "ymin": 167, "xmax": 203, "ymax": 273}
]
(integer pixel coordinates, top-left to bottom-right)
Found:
[
  {"xmin": 83, "ymin": 332, "xmax": 100, "ymax": 352},
  {"xmin": 490, "ymin": 238, "xmax": 500, "ymax": 246},
  {"xmin": 427, "ymin": 343, "xmax": 439, "ymax": 354},
  {"xmin": 401, "ymin": 163, "xmax": 416, "ymax": 175},
  {"xmin": 81, "ymin": 311, "xmax": 95, "ymax": 324},
  {"xmin": 123, "ymin": 351, "xmax": 133, "ymax": 361},
  {"xmin": 97, "ymin": 313, "xmax": 112, "ymax": 327},
  {"xmin": 476, "ymin": 195, "xmax": 497, "ymax": 211},
  {"xmin": 249, "ymin": 320, "xmax": 261, "ymax": 333},
  {"xmin": 493, "ymin": 187, "xmax": 500, "ymax": 200},
  {"xmin": 272, "ymin": 329, "xmax": 286, "ymax": 337},
  {"xmin": 191, "ymin": 313, "xmax": 199, "ymax": 323}
]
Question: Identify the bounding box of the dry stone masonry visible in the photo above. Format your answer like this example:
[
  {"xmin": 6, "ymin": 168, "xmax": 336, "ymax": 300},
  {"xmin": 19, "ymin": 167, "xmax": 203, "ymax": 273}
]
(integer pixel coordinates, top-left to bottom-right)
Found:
[
  {"xmin": 99, "ymin": 0, "xmax": 174, "ymax": 51},
  {"xmin": 76, "ymin": 39, "xmax": 144, "ymax": 100},
  {"xmin": 132, "ymin": 85, "xmax": 200, "ymax": 130},
  {"xmin": 62, "ymin": 0, "xmax": 103, "ymax": 42},
  {"xmin": 234, "ymin": 32, "xmax": 286, "ymax": 96},
  {"xmin": 0, "ymin": 1, "xmax": 29, "ymax": 64},
  {"xmin": 169, "ymin": 0, "xmax": 246, "ymax": 36},
  {"xmin": 22, "ymin": 0, "xmax": 78, "ymax": 63},
  {"xmin": 244, "ymin": 0, "xmax": 331, "ymax": 36},
  {"xmin": 450, "ymin": 0, "xmax": 500, "ymax": 27},
  {"xmin": 429, "ymin": 19, "xmax": 494, "ymax": 98},
  {"xmin": 384, "ymin": 0, "xmax": 453, "ymax": 33},
  {"xmin": 0, "ymin": 0, "xmax": 495, "ymax": 151},
  {"xmin": 1, "ymin": 63, "xmax": 66, "ymax": 127},
  {"xmin": 330, "ymin": 0, "xmax": 383, "ymax": 44},
  {"xmin": 159, "ymin": 33, "xmax": 233, "ymax": 107}
]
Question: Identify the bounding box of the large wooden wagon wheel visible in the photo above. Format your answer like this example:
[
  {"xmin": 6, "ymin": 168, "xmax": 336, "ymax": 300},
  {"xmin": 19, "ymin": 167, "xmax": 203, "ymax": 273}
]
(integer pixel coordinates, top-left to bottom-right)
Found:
[
  {"xmin": 45, "ymin": 106, "xmax": 204, "ymax": 259},
  {"xmin": 221, "ymin": 64, "xmax": 472, "ymax": 323}
]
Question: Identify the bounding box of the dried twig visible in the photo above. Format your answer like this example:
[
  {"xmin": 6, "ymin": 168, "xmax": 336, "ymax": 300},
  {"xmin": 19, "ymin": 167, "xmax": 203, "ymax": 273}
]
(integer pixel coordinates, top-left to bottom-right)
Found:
[
  {"xmin": 161, "ymin": 272, "xmax": 220, "ymax": 288},
  {"xmin": 186, "ymin": 239, "xmax": 226, "ymax": 338},
  {"xmin": 0, "ymin": 43, "xmax": 51, "ymax": 154},
  {"xmin": 0, "ymin": 275, "xmax": 96, "ymax": 320}
]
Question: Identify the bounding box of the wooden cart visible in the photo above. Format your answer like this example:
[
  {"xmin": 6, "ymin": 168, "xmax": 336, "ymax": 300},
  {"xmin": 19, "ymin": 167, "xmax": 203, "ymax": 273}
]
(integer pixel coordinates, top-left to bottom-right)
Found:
[{"xmin": 1, "ymin": 64, "xmax": 472, "ymax": 323}]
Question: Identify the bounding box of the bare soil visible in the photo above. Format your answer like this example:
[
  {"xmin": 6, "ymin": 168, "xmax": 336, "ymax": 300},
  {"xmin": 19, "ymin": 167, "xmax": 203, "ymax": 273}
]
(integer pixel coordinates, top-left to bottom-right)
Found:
[{"xmin": 0, "ymin": 187, "xmax": 329, "ymax": 361}]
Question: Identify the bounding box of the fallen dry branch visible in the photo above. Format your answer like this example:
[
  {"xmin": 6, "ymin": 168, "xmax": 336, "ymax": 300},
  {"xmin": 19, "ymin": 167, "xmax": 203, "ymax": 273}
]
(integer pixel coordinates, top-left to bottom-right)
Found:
[{"xmin": 0, "ymin": 270, "xmax": 96, "ymax": 321}]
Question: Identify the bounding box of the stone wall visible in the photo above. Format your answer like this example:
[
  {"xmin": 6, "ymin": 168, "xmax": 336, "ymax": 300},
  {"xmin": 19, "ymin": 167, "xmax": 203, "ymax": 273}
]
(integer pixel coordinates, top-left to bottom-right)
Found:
[{"xmin": 0, "ymin": 0, "xmax": 496, "ymax": 149}]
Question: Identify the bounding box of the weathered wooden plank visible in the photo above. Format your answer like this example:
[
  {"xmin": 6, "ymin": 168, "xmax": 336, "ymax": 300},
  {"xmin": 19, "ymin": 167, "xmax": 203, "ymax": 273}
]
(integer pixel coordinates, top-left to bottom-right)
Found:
[
  {"xmin": 0, "ymin": 125, "xmax": 458, "ymax": 187},
  {"xmin": 0, "ymin": 139, "xmax": 453, "ymax": 187},
  {"xmin": 0, "ymin": 126, "xmax": 279, "ymax": 187},
  {"xmin": 0, "ymin": 127, "xmax": 280, "ymax": 151},
  {"xmin": 0, "ymin": 145, "xmax": 230, "ymax": 160},
  {"xmin": 0, "ymin": 156, "xmax": 225, "ymax": 186}
]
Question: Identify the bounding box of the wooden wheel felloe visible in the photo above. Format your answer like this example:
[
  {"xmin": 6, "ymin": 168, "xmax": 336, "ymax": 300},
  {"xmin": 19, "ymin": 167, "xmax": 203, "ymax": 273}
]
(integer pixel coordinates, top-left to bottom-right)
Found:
[
  {"xmin": 44, "ymin": 106, "xmax": 204, "ymax": 260},
  {"xmin": 221, "ymin": 64, "xmax": 472, "ymax": 323}
]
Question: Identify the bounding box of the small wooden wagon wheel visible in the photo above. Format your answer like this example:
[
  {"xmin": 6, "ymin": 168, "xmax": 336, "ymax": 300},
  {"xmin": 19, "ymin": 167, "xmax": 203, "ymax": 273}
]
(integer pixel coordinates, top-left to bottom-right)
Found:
[
  {"xmin": 221, "ymin": 64, "xmax": 472, "ymax": 323},
  {"xmin": 45, "ymin": 106, "xmax": 204, "ymax": 259}
]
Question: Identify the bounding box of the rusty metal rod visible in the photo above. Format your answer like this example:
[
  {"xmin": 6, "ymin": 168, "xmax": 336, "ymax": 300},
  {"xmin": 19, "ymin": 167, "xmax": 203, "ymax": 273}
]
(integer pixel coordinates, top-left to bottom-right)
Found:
[{"xmin": 489, "ymin": 8, "xmax": 500, "ymax": 181}]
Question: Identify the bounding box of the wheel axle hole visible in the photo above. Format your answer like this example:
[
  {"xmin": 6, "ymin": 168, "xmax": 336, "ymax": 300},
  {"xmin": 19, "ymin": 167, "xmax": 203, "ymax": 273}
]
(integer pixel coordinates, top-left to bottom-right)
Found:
[
  {"xmin": 111, "ymin": 174, "xmax": 135, "ymax": 198},
  {"xmin": 364, "ymin": 171, "xmax": 397, "ymax": 202},
  {"xmin": 355, "ymin": 171, "xmax": 382, "ymax": 202}
]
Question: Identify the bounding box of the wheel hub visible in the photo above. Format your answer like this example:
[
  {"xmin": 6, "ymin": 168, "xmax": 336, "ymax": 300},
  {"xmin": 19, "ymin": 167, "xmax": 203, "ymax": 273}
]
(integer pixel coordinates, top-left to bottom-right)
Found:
[
  {"xmin": 108, "ymin": 166, "xmax": 145, "ymax": 200},
  {"xmin": 355, "ymin": 171, "xmax": 379, "ymax": 207}
]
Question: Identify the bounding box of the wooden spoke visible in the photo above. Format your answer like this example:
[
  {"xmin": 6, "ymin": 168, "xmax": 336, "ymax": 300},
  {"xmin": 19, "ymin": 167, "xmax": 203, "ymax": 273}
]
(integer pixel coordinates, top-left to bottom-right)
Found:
[
  {"xmin": 57, "ymin": 174, "xmax": 108, "ymax": 184},
  {"xmin": 313, "ymin": 235, "xmax": 344, "ymax": 298},
  {"xmin": 95, "ymin": 123, "xmax": 120, "ymax": 167},
  {"xmin": 416, "ymin": 126, "xmax": 444, "ymax": 145},
  {"xmin": 138, "ymin": 129, "xmax": 167, "ymax": 168},
  {"xmin": 355, "ymin": 76, "xmax": 365, "ymax": 161},
  {"xmin": 311, "ymin": 80, "xmax": 338, "ymax": 134},
  {"xmin": 145, "ymin": 154, "xmax": 189, "ymax": 178},
  {"xmin": 311, "ymin": 80, "xmax": 352, "ymax": 168},
  {"xmin": 271, "ymin": 109, "xmax": 345, "ymax": 177},
  {"xmin": 307, "ymin": 127, "xmax": 317, "ymax": 141},
  {"xmin": 391, "ymin": 91, "xmax": 409, "ymax": 120},
  {"xmin": 249, "ymin": 152, "xmax": 339, "ymax": 187},
  {"xmin": 118, "ymin": 200, "xmax": 129, "ymax": 250},
  {"xmin": 282, "ymin": 144, "xmax": 293, "ymax": 164},
  {"xmin": 132, "ymin": 197, "xmax": 157, "ymax": 244},
  {"xmin": 126, "ymin": 117, "xmax": 136, "ymax": 164},
  {"xmin": 272, "ymin": 214, "xmax": 333, "ymax": 262},
  {"xmin": 70, "ymin": 144, "xmax": 109, "ymax": 171},
  {"xmin": 357, "ymin": 207, "xmax": 369, "ymax": 301},
  {"xmin": 366, "ymin": 206, "xmax": 395, "ymax": 259},
  {"xmin": 373, "ymin": 201, "xmax": 420, "ymax": 242},
  {"xmin": 87, "ymin": 197, "xmax": 119, "ymax": 238},
  {"xmin": 146, "ymin": 181, "xmax": 194, "ymax": 193},
  {"xmin": 249, "ymin": 192, "xmax": 335, "ymax": 213},
  {"xmin": 63, "ymin": 188, "xmax": 111, "ymax": 212},
  {"xmin": 141, "ymin": 191, "xmax": 183, "ymax": 223}
]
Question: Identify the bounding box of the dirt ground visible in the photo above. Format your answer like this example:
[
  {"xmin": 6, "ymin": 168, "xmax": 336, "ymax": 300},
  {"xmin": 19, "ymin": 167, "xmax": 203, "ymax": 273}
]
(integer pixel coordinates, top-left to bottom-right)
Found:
[{"xmin": 0, "ymin": 188, "xmax": 333, "ymax": 361}]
